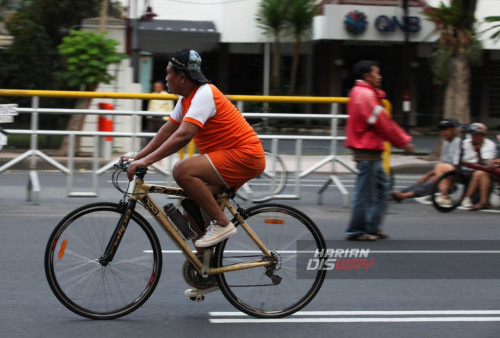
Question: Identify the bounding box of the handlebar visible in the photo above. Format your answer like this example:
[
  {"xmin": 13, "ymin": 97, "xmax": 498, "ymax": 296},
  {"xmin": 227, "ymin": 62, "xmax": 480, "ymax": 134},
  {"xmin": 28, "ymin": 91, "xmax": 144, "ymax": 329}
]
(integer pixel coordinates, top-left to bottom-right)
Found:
[
  {"xmin": 465, "ymin": 163, "xmax": 500, "ymax": 176},
  {"xmin": 114, "ymin": 157, "xmax": 148, "ymax": 180}
]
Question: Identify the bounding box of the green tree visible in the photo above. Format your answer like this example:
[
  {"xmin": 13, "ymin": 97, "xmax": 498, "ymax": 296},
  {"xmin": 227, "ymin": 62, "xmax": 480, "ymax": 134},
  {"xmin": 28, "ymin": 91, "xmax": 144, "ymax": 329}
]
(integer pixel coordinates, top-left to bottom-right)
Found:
[
  {"xmin": 58, "ymin": 30, "xmax": 127, "ymax": 91},
  {"xmin": 422, "ymin": 0, "xmax": 481, "ymax": 124},
  {"xmin": 284, "ymin": 0, "xmax": 316, "ymax": 95},
  {"xmin": 482, "ymin": 16, "xmax": 500, "ymax": 39},
  {"xmin": 1, "ymin": 0, "xmax": 102, "ymax": 90},
  {"xmin": 256, "ymin": 0, "xmax": 288, "ymax": 92},
  {"xmin": 57, "ymin": 29, "xmax": 127, "ymax": 154}
]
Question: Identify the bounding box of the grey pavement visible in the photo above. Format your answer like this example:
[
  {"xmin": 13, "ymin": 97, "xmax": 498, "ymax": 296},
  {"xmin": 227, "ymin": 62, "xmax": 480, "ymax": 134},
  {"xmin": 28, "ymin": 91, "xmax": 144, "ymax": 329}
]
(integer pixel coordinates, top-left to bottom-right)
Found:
[{"xmin": 2, "ymin": 170, "xmax": 500, "ymax": 338}]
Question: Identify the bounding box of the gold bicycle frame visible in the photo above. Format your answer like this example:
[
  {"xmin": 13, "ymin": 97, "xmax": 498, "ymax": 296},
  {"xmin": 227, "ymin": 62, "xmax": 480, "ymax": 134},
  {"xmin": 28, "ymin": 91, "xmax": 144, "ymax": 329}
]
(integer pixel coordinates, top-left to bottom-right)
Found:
[{"xmin": 129, "ymin": 176, "xmax": 274, "ymax": 275}]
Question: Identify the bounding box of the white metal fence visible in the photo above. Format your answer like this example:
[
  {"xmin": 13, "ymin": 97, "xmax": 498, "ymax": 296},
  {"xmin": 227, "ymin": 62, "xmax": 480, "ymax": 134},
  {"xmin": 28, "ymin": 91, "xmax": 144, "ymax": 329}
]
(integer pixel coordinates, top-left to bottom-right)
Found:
[{"xmin": 0, "ymin": 93, "xmax": 358, "ymax": 204}]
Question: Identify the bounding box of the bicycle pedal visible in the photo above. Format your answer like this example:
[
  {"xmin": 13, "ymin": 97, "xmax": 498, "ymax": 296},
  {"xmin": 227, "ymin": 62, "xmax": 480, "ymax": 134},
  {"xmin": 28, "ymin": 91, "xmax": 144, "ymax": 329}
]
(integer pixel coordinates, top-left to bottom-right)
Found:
[{"xmin": 195, "ymin": 293, "xmax": 205, "ymax": 302}]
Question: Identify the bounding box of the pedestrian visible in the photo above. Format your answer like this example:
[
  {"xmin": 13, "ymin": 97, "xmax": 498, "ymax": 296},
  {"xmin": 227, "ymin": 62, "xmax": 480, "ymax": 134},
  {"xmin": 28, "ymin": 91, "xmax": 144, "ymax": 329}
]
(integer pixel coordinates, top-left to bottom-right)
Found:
[
  {"xmin": 345, "ymin": 60, "xmax": 414, "ymax": 241},
  {"xmin": 143, "ymin": 81, "xmax": 174, "ymax": 146}
]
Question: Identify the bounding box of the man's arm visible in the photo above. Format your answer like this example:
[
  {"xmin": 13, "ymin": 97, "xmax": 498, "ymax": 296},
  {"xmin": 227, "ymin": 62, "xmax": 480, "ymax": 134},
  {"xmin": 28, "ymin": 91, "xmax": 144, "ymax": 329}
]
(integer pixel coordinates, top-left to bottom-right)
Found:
[
  {"xmin": 362, "ymin": 93, "xmax": 413, "ymax": 150},
  {"xmin": 134, "ymin": 121, "xmax": 178, "ymax": 161},
  {"xmin": 127, "ymin": 122, "xmax": 200, "ymax": 180}
]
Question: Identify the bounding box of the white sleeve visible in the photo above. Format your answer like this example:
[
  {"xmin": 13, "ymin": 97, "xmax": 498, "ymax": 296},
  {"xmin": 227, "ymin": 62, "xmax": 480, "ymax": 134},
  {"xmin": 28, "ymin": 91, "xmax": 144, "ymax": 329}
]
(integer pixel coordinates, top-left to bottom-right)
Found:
[
  {"xmin": 461, "ymin": 139, "xmax": 476, "ymax": 163},
  {"xmin": 482, "ymin": 139, "xmax": 497, "ymax": 160},
  {"xmin": 169, "ymin": 99, "xmax": 184, "ymax": 123},
  {"xmin": 184, "ymin": 85, "xmax": 216, "ymax": 126},
  {"xmin": 450, "ymin": 137, "xmax": 462, "ymax": 165}
]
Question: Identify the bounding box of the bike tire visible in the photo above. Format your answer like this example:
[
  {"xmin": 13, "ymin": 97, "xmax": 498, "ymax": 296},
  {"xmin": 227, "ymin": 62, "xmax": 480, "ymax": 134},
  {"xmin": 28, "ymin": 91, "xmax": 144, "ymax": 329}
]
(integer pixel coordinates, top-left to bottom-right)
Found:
[
  {"xmin": 236, "ymin": 152, "xmax": 287, "ymax": 203},
  {"xmin": 431, "ymin": 170, "xmax": 468, "ymax": 213},
  {"xmin": 44, "ymin": 202, "xmax": 162, "ymax": 320},
  {"xmin": 214, "ymin": 203, "xmax": 326, "ymax": 318}
]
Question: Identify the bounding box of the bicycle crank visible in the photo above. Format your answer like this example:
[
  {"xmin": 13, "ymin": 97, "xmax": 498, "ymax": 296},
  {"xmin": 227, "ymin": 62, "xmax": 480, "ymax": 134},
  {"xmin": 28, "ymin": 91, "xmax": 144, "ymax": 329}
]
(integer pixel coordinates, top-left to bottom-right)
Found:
[{"xmin": 182, "ymin": 254, "xmax": 217, "ymax": 289}]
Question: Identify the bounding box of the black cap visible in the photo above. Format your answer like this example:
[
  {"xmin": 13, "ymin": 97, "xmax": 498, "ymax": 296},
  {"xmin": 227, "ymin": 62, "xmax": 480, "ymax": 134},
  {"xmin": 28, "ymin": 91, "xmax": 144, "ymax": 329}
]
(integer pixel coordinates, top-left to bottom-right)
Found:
[
  {"xmin": 438, "ymin": 118, "xmax": 460, "ymax": 130},
  {"xmin": 169, "ymin": 49, "xmax": 209, "ymax": 84}
]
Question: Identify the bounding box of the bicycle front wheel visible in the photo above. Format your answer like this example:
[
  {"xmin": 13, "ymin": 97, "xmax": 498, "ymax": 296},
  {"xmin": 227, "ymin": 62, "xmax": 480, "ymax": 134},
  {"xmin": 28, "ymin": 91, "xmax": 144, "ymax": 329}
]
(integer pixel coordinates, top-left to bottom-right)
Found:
[
  {"xmin": 44, "ymin": 202, "xmax": 162, "ymax": 320},
  {"xmin": 215, "ymin": 204, "xmax": 326, "ymax": 318},
  {"xmin": 431, "ymin": 170, "xmax": 468, "ymax": 213}
]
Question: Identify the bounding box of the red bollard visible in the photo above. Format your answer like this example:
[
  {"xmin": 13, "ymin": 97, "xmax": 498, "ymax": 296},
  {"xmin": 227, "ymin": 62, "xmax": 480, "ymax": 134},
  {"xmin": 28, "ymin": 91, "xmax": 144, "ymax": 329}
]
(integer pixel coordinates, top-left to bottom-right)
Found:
[{"xmin": 98, "ymin": 103, "xmax": 114, "ymax": 141}]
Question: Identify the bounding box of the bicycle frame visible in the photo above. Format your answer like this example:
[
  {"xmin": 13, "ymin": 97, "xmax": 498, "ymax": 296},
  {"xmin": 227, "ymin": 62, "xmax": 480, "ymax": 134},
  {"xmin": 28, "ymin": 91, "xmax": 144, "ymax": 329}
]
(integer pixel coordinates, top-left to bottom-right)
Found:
[{"xmin": 102, "ymin": 173, "xmax": 274, "ymax": 276}]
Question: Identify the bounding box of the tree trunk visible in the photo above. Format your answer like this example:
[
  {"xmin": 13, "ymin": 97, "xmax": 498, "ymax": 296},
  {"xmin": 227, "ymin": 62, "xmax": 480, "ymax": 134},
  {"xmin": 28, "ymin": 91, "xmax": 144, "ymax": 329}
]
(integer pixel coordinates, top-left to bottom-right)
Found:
[
  {"xmin": 288, "ymin": 39, "xmax": 301, "ymax": 96},
  {"xmin": 443, "ymin": 53, "xmax": 471, "ymax": 124},
  {"xmin": 57, "ymin": 97, "xmax": 92, "ymax": 156},
  {"xmin": 272, "ymin": 35, "xmax": 281, "ymax": 92}
]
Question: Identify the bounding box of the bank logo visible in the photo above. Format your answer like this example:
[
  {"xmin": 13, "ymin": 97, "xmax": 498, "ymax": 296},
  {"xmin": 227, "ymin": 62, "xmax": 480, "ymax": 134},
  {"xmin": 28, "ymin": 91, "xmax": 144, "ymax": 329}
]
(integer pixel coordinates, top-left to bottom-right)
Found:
[{"xmin": 344, "ymin": 11, "xmax": 368, "ymax": 35}]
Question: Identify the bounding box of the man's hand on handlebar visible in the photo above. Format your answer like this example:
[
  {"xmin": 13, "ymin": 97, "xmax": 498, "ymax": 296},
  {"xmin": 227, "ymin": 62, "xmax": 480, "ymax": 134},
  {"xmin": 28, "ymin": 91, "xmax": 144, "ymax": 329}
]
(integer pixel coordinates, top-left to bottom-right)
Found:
[{"xmin": 126, "ymin": 158, "xmax": 150, "ymax": 181}]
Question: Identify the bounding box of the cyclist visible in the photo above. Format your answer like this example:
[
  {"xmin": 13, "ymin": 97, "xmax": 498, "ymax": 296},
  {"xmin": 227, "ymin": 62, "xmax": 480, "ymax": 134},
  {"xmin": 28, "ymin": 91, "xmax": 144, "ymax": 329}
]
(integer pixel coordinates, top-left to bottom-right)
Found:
[{"xmin": 126, "ymin": 49, "xmax": 265, "ymax": 249}]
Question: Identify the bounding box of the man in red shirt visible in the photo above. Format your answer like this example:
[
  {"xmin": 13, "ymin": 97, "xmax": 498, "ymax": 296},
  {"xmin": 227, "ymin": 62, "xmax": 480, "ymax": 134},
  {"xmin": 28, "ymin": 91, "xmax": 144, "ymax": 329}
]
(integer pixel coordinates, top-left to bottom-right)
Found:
[{"xmin": 345, "ymin": 60, "xmax": 414, "ymax": 241}]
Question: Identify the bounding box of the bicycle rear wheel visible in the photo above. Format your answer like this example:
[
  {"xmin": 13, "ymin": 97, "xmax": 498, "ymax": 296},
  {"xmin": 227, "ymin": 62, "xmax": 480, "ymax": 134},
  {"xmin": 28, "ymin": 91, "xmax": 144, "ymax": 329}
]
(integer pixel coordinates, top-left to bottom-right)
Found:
[
  {"xmin": 215, "ymin": 204, "xmax": 326, "ymax": 318},
  {"xmin": 44, "ymin": 202, "xmax": 162, "ymax": 320},
  {"xmin": 236, "ymin": 152, "xmax": 287, "ymax": 202},
  {"xmin": 431, "ymin": 170, "xmax": 468, "ymax": 213}
]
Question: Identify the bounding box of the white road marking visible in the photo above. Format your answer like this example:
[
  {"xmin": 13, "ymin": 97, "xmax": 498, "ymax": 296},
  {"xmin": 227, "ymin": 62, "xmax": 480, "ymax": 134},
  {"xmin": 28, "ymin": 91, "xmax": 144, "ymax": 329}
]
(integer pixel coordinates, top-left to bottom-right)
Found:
[
  {"xmin": 210, "ymin": 310, "xmax": 500, "ymax": 316},
  {"xmin": 209, "ymin": 310, "xmax": 500, "ymax": 323},
  {"xmin": 209, "ymin": 317, "xmax": 500, "ymax": 323}
]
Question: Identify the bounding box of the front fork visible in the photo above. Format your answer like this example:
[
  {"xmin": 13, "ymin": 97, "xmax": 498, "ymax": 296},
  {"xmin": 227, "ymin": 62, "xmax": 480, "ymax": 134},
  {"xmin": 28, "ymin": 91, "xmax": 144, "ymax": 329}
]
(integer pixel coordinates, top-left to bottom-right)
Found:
[{"xmin": 99, "ymin": 199, "xmax": 137, "ymax": 266}]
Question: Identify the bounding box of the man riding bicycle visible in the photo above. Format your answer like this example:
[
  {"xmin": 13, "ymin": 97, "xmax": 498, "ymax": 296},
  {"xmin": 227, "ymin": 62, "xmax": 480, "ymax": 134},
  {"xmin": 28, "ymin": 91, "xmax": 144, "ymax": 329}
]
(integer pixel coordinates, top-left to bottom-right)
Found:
[{"xmin": 126, "ymin": 49, "xmax": 265, "ymax": 251}]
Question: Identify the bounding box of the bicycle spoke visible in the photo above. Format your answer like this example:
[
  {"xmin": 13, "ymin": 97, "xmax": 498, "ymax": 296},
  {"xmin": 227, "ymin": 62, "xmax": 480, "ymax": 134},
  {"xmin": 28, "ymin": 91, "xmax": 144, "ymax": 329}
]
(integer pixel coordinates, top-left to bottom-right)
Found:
[
  {"xmin": 45, "ymin": 203, "xmax": 162, "ymax": 320},
  {"xmin": 216, "ymin": 204, "xmax": 326, "ymax": 318}
]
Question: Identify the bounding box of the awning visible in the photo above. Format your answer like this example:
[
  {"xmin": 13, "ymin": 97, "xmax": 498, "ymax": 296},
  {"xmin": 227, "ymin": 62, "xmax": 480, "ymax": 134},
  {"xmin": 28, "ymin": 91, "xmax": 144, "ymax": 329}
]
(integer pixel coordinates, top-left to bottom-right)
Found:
[{"xmin": 135, "ymin": 20, "xmax": 220, "ymax": 54}]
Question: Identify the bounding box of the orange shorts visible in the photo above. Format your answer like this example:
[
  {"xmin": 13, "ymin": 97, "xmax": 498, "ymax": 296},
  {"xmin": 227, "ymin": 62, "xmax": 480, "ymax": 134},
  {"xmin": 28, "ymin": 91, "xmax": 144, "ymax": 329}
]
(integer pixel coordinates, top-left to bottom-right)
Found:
[{"xmin": 205, "ymin": 148, "xmax": 265, "ymax": 190}]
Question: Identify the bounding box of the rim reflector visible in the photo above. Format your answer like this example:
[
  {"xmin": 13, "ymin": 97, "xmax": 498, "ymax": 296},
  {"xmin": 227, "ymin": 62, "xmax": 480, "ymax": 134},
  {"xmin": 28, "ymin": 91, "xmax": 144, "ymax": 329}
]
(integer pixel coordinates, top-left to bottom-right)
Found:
[
  {"xmin": 58, "ymin": 239, "xmax": 67, "ymax": 260},
  {"xmin": 264, "ymin": 219, "xmax": 284, "ymax": 224}
]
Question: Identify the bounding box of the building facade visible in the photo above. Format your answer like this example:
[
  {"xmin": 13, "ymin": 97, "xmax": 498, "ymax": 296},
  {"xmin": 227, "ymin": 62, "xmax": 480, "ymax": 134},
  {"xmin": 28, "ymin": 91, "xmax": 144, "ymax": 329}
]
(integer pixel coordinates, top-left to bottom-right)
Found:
[{"xmin": 115, "ymin": 0, "xmax": 500, "ymax": 128}]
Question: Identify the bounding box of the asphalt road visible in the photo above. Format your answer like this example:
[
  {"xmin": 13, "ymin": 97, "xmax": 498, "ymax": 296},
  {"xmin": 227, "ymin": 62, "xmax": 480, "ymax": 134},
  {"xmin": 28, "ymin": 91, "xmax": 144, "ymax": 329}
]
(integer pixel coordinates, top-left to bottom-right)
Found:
[{"xmin": 1, "ymin": 170, "xmax": 500, "ymax": 338}]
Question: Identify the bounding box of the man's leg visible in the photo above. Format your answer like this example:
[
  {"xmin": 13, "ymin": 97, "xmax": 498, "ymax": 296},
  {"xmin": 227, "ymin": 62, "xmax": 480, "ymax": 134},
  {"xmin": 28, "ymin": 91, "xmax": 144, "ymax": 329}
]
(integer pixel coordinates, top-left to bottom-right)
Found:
[
  {"xmin": 478, "ymin": 172, "xmax": 492, "ymax": 204},
  {"xmin": 367, "ymin": 161, "xmax": 389, "ymax": 235},
  {"xmin": 464, "ymin": 171, "xmax": 480, "ymax": 199},
  {"xmin": 470, "ymin": 171, "xmax": 492, "ymax": 210},
  {"xmin": 346, "ymin": 161, "xmax": 375, "ymax": 237},
  {"xmin": 172, "ymin": 155, "xmax": 229, "ymax": 227},
  {"xmin": 434, "ymin": 163, "xmax": 454, "ymax": 199}
]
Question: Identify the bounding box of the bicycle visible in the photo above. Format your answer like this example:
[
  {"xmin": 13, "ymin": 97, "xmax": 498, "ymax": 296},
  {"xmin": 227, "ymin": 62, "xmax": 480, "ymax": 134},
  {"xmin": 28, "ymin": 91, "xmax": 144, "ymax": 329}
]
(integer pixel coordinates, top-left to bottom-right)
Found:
[
  {"xmin": 44, "ymin": 160, "xmax": 326, "ymax": 320},
  {"xmin": 430, "ymin": 124, "xmax": 471, "ymax": 212},
  {"xmin": 236, "ymin": 151, "xmax": 287, "ymax": 203}
]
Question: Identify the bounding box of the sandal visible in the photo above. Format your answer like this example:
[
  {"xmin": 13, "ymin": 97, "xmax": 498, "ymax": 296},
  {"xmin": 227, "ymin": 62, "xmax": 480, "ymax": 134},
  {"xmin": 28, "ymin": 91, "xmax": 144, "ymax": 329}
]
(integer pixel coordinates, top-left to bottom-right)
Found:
[
  {"xmin": 346, "ymin": 234, "xmax": 377, "ymax": 241},
  {"xmin": 469, "ymin": 202, "xmax": 490, "ymax": 211},
  {"xmin": 369, "ymin": 232, "xmax": 389, "ymax": 240}
]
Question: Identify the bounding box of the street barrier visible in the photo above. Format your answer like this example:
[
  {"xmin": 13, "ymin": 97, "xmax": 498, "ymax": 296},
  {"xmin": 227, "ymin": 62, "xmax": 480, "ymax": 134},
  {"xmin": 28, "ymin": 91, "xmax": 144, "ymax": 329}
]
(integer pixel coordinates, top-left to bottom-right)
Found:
[{"xmin": 0, "ymin": 89, "xmax": 392, "ymax": 205}]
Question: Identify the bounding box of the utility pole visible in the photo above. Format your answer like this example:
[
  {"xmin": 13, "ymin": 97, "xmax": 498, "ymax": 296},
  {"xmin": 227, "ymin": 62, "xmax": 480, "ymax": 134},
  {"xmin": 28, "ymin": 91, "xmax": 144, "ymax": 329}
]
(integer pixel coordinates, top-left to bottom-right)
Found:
[
  {"xmin": 402, "ymin": 0, "xmax": 411, "ymax": 131},
  {"xmin": 99, "ymin": 0, "xmax": 109, "ymax": 32}
]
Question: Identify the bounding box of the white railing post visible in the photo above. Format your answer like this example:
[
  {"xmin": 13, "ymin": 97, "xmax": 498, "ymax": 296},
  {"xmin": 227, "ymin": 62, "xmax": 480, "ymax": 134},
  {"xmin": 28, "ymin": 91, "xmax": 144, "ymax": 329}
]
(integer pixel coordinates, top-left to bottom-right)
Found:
[{"xmin": 30, "ymin": 96, "xmax": 39, "ymax": 169}]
